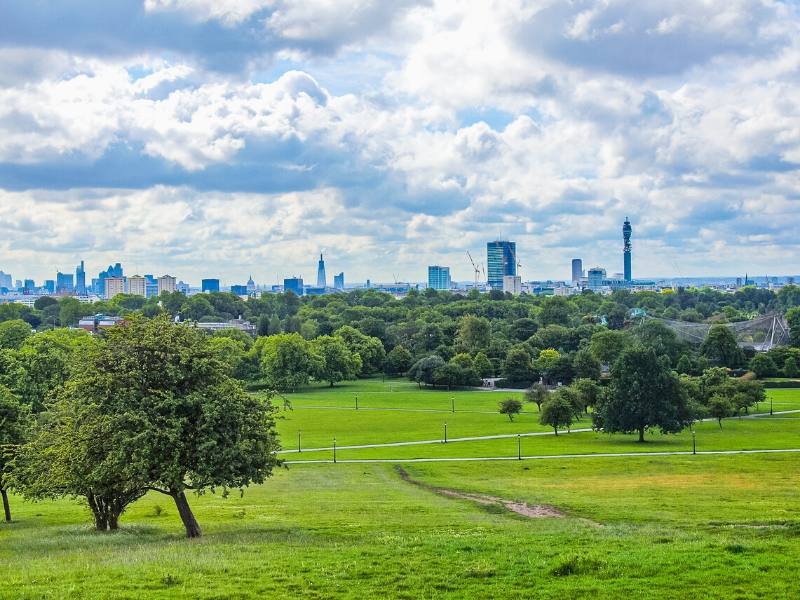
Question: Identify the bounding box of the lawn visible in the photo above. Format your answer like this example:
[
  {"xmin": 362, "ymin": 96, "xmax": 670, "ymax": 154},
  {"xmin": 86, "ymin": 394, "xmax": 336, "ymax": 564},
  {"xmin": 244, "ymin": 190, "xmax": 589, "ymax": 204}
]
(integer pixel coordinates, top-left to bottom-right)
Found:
[{"xmin": 2, "ymin": 379, "xmax": 799, "ymax": 599}]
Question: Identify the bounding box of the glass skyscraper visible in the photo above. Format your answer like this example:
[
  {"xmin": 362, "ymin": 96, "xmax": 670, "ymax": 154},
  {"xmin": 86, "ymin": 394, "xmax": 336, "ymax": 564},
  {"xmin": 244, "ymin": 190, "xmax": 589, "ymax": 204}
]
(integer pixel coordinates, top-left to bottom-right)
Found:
[
  {"xmin": 486, "ymin": 241, "xmax": 516, "ymax": 290},
  {"xmin": 201, "ymin": 278, "xmax": 220, "ymax": 293},
  {"xmin": 623, "ymin": 217, "xmax": 632, "ymax": 282},
  {"xmin": 427, "ymin": 265, "xmax": 451, "ymax": 290},
  {"xmin": 284, "ymin": 277, "xmax": 304, "ymax": 296},
  {"xmin": 75, "ymin": 260, "xmax": 86, "ymax": 295}
]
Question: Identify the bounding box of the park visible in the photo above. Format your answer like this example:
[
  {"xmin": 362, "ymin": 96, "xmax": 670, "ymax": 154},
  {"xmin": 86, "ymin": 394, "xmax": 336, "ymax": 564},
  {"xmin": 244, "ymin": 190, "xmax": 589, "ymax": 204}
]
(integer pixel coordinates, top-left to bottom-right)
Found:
[{"xmin": 2, "ymin": 375, "xmax": 799, "ymax": 598}]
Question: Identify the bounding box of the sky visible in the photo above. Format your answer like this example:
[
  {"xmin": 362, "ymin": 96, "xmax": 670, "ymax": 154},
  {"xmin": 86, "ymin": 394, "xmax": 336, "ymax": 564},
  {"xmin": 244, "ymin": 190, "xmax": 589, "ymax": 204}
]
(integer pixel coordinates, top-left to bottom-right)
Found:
[{"xmin": 1, "ymin": 0, "xmax": 799, "ymax": 286}]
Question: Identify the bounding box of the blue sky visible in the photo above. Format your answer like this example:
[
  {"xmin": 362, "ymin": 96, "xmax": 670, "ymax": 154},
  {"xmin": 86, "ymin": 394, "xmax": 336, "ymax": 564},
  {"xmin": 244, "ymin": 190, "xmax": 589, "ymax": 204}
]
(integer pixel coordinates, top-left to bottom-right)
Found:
[{"xmin": 0, "ymin": 0, "xmax": 798, "ymax": 285}]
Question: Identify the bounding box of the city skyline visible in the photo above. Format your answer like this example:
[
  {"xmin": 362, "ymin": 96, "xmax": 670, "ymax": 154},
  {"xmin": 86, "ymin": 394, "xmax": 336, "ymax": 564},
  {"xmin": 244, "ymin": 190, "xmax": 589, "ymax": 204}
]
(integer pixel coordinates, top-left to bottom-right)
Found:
[{"xmin": 1, "ymin": 2, "xmax": 800, "ymax": 282}]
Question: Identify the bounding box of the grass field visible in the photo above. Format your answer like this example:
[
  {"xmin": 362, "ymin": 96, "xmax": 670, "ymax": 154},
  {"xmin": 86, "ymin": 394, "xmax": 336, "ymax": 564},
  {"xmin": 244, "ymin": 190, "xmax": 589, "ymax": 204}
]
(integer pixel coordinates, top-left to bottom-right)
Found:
[{"xmin": 2, "ymin": 379, "xmax": 799, "ymax": 598}]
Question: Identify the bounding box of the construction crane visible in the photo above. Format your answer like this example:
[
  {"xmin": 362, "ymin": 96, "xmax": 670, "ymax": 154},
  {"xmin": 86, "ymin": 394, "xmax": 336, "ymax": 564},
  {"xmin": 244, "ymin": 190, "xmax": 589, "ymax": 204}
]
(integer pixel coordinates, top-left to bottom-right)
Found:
[{"xmin": 466, "ymin": 251, "xmax": 482, "ymax": 287}]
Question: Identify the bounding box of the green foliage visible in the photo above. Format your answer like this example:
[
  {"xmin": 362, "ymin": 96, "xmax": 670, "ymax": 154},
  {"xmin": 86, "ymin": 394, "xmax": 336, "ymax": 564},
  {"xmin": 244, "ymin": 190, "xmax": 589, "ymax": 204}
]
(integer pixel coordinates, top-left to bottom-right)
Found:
[
  {"xmin": 257, "ymin": 333, "xmax": 321, "ymax": 392},
  {"xmin": 589, "ymin": 329, "xmax": 628, "ymax": 365},
  {"xmin": 787, "ymin": 306, "xmax": 800, "ymax": 348},
  {"xmin": 784, "ymin": 356, "xmax": 799, "ymax": 378},
  {"xmin": 334, "ymin": 326, "xmax": 386, "ymax": 375},
  {"xmin": 524, "ymin": 382, "xmax": 548, "ymax": 409},
  {"xmin": 573, "ymin": 349, "xmax": 601, "ymax": 381},
  {"xmin": 572, "ymin": 378, "xmax": 600, "ymax": 413},
  {"xmin": 502, "ymin": 346, "xmax": 535, "ymax": 386},
  {"xmin": 498, "ymin": 398, "xmax": 523, "ymax": 421},
  {"xmin": 595, "ymin": 347, "xmax": 694, "ymax": 442},
  {"xmin": 707, "ymin": 394, "xmax": 734, "ymax": 428},
  {"xmin": 702, "ymin": 325, "xmax": 745, "ymax": 368},
  {"xmin": 0, "ymin": 319, "xmax": 32, "ymax": 350},
  {"xmin": 384, "ymin": 345, "xmax": 413, "ymax": 376},
  {"xmin": 408, "ymin": 355, "xmax": 445, "ymax": 387},
  {"xmin": 311, "ymin": 335, "xmax": 361, "ymax": 386},
  {"xmin": 472, "ymin": 352, "xmax": 493, "ymax": 378},
  {"xmin": 456, "ymin": 315, "xmax": 491, "ymax": 354},
  {"xmin": 539, "ymin": 392, "xmax": 574, "ymax": 434},
  {"xmin": 749, "ymin": 353, "xmax": 778, "ymax": 379}
]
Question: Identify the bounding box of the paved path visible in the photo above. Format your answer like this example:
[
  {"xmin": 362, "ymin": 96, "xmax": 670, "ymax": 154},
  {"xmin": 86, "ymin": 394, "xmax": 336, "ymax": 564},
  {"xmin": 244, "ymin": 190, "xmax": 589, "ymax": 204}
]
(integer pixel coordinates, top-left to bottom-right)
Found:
[
  {"xmin": 279, "ymin": 409, "xmax": 800, "ymax": 455},
  {"xmin": 285, "ymin": 448, "xmax": 800, "ymax": 465},
  {"xmin": 279, "ymin": 428, "xmax": 593, "ymax": 454}
]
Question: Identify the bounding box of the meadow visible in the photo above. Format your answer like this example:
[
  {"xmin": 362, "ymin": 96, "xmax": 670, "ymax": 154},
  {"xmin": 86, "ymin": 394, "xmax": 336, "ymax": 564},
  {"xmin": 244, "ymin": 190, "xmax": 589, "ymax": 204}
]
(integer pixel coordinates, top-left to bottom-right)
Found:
[{"xmin": 1, "ymin": 379, "xmax": 799, "ymax": 599}]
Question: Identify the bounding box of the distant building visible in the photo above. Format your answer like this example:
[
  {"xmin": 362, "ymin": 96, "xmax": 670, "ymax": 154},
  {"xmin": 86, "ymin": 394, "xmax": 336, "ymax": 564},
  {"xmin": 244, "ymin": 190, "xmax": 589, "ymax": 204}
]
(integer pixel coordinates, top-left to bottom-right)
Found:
[
  {"xmin": 43, "ymin": 280, "xmax": 55, "ymax": 294},
  {"xmin": 56, "ymin": 271, "xmax": 74, "ymax": 294},
  {"xmin": 75, "ymin": 261, "xmax": 86, "ymax": 295},
  {"xmin": 78, "ymin": 314, "xmax": 125, "ymax": 334},
  {"xmin": 623, "ymin": 217, "xmax": 632, "ymax": 282},
  {"xmin": 23, "ymin": 279, "xmax": 35, "ymax": 293},
  {"xmin": 588, "ymin": 267, "xmax": 607, "ymax": 290},
  {"xmin": 194, "ymin": 318, "xmax": 256, "ymax": 337},
  {"xmin": 503, "ymin": 275, "xmax": 522, "ymax": 295},
  {"xmin": 104, "ymin": 277, "xmax": 125, "ymax": 299},
  {"xmin": 487, "ymin": 241, "xmax": 516, "ymax": 290},
  {"xmin": 176, "ymin": 281, "xmax": 190, "ymax": 294},
  {"xmin": 284, "ymin": 277, "xmax": 304, "ymax": 296},
  {"xmin": 334, "ymin": 272, "xmax": 345, "ymax": 290},
  {"xmin": 427, "ymin": 265, "xmax": 451, "ymax": 290},
  {"xmin": 0, "ymin": 271, "xmax": 12, "ymax": 290},
  {"xmin": 201, "ymin": 279, "xmax": 220, "ymax": 293},
  {"xmin": 246, "ymin": 275, "xmax": 256, "ymax": 294},
  {"xmin": 571, "ymin": 259, "xmax": 583, "ymax": 284},
  {"xmin": 316, "ymin": 254, "xmax": 327, "ymax": 288},
  {"xmin": 157, "ymin": 275, "xmax": 176, "ymax": 296},
  {"xmin": 230, "ymin": 284, "xmax": 248, "ymax": 296},
  {"xmin": 128, "ymin": 275, "xmax": 147, "ymax": 297},
  {"xmin": 98, "ymin": 263, "xmax": 123, "ymax": 297}
]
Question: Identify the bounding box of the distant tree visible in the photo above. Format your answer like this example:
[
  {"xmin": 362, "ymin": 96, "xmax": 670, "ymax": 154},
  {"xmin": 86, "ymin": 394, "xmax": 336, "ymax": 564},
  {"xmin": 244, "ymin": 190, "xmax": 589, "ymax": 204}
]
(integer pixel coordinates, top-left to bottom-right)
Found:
[
  {"xmin": 33, "ymin": 296, "xmax": 58, "ymax": 311},
  {"xmin": 538, "ymin": 297, "xmax": 573, "ymax": 327},
  {"xmin": 58, "ymin": 297, "xmax": 88, "ymax": 327},
  {"xmin": 433, "ymin": 363, "xmax": 463, "ymax": 391},
  {"xmin": 503, "ymin": 346, "xmax": 536, "ymax": 385},
  {"xmin": 533, "ymin": 348, "xmax": 560, "ymax": 385},
  {"xmin": 573, "ymin": 349, "xmax": 601, "ymax": 381},
  {"xmin": 256, "ymin": 315, "xmax": 270, "ymax": 337},
  {"xmin": 511, "ymin": 318, "xmax": 538, "ymax": 341},
  {"xmin": 784, "ymin": 356, "xmax": 799, "ymax": 378},
  {"xmin": 539, "ymin": 393, "xmax": 574, "ymax": 435},
  {"xmin": 384, "ymin": 345, "xmax": 413, "ymax": 376},
  {"xmin": 702, "ymin": 325, "xmax": 745, "ymax": 368},
  {"xmin": 472, "ymin": 352, "xmax": 494, "ymax": 378},
  {"xmin": 180, "ymin": 295, "xmax": 216, "ymax": 322},
  {"xmin": 456, "ymin": 315, "xmax": 491, "ymax": 354},
  {"xmin": 206, "ymin": 336, "xmax": 247, "ymax": 378},
  {"xmin": 499, "ymin": 398, "xmax": 523, "ymax": 421},
  {"xmin": 0, "ymin": 386, "xmax": 28, "ymax": 522},
  {"xmin": 572, "ymin": 378, "xmax": 600, "ymax": 414},
  {"xmin": 749, "ymin": 353, "xmax": 778, "ymax": 379},
  {"xmin": 676, "ymin": 354, "xmax": 693, "ymax": 375},
  {"xmin": 408, "ymin": 355, "xmax": 445, "ymax": 388},
  {"xmin": 708, "ymin": 394, "xmax": 734, "ymax": 428},
  {"xmin": 0, "ymin": 320, "xmax": 32, "ymax": 351},
  {"xmin": 787, "ymin": 307, "xmax": 800, "ymax": 348},
  {"xmin": 312, "ymin": 335, "xmax": 361, "ymax": 386},
  {"xmin": 588, "ymin": 329, "xmax": 628, "ymax": 365},
  {"xmin": 257, "ymin": 333, "xmax": 321, "ymax": 392},
  {"xmin": 524, "ymin": 382, "xmax": 548, "ymax": 411},
  {"xmin": 595, "ymin": 347, "xmax": 694, "ymax": 442},
  {"xmin": 335, "ymin": 326, "xmax": 386, "ymax": 375}
]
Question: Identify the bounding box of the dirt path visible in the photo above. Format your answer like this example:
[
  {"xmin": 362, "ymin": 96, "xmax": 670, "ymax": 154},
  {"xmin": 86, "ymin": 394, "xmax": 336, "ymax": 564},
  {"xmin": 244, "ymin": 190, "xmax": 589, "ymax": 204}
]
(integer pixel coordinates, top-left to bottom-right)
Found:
[{"xmin": 395, "ymin": 466, "xmax": 564, "ymax": 519}]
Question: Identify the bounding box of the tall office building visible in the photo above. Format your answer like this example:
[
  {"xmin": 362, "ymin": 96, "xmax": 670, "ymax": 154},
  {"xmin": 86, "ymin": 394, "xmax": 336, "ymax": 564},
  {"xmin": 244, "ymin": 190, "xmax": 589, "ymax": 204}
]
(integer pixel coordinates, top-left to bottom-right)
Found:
[
  {"xmin": 128, "ymin": 275, "xmax": 147, "ymax": 297},
  {"xmin": 427, "ymin": 265, "xmax": 451, "ymax": 290},
  {"xmin": 23, "ymin": 279, "xmax": 35, "ymax": 293},
  {"xmin": 105, "ymin": 277, "xmax": 125, "ymax": 299},
  {"xmin": 487, "ymin": 241, "xmax": 516, "ymax": 290},
  {"xmin": 98, "ymin": 263, "xmax": 123, "ymax": 297},
  {"xmin": 0, "ymin": 271, "xmax": 12, "ymax": 290},
  {"xmin": 588, "ymin": 267, "xmax": 606, "ymax": 290},
  {"xmin": 334, "ymin": 272, "xmax": 345, "ymax": 290},
  {"xmin": 623, "ymin": 217, "xmax": 632, "ymax": 282},
  {"xmin": 284, "ymin": 277, "xmax": 304, "ymax": 296},
  {"xmin": 75, "ymin": 260, "xmax": 86, "ymax": 295},
  {"xmin": 202, "ymin": 278, "xmax": 220, "ymax": 293},
  {"xmin": 44, "ymin": 280, "xmax": 55, "ymax": 294},
  {"xmin": 56, "ymin": 271, "xmax": 74, "ymax": 293},
  {"xmin": 157, "ymin": 275, "xmax": 176, "ymax": 296},
  {"xmin": 571, "ymin": 259, "xmax": 583, "ymax": 284},
  {"xmin": 316, "ymin": 254, "xmax": 327, "ymax": 288}
]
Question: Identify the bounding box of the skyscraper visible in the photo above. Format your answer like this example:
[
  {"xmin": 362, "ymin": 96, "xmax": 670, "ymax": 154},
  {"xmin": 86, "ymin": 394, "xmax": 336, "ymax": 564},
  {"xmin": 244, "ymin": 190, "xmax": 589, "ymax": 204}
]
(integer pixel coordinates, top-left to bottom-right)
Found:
[
  {"xmin": 104, "ymin": 277, "xmax": 125, "ymax": 299},
  {"xmin": 157, "ymin": 275, "xmax": 176, "ymax": 295},
  {"xmin": 487, "ymin": 241, "xmax": 516, "ymax": 290},
  {"xmin": 284, "ymin": 277, "xmax": 304, "ymax": 296},
  {"xmin": 128, "ymin": 275, "xmax": 147, "ymax": 297},
  {"xmin": 317, "ymin": 254, "xmax": 326, "ymax": 288},
  {"xmin": 334, "ymin": 272, "xmax": 345, "ymax": 290},
  {"xmin": 623, "ymin": 217, "xmax": 632, "ymax": 282},
  {"xmin": 56, "ymin": 271, "xmax": 74, "ymax": 293},
  {"xmin": 202, "ymin": 279, "xmax": 220, "ymax": 293},
  {"xmin": 571, "ymin": 259, "xmax": 583, "ymax": 284},
  {"xmin": 75, "ymin": 260, "xmax": 86, "ymax": 295},
  {"xmin": 427, "ymin": 266, "xmax": 451, "ymax": 290}
]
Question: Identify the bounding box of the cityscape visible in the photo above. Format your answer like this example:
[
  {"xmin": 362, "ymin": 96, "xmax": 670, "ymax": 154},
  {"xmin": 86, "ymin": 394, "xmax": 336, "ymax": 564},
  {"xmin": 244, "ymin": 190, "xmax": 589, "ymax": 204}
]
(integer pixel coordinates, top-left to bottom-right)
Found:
[{"xmin": 1, "ymin": 217, "xmax": 794, "ymax": 305}]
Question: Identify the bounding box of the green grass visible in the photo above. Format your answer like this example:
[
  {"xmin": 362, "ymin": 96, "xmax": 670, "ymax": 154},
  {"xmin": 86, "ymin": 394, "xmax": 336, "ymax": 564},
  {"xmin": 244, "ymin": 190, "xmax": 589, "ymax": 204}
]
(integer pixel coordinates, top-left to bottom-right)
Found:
[{"xmin": 2, "ymin": 379, "xmax": 800, "ymax": 598}]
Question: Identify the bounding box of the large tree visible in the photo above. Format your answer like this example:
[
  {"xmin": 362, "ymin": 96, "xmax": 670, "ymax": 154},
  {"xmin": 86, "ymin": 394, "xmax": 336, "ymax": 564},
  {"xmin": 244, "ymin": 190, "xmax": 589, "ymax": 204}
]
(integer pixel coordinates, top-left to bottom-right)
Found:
[
  {"xmin": 0, "ymin": 320, "xmax": 32, "ymax": 351},
  {"xmin": 78, "ymin": 315, "xmax": 282, "ymax": 537},
  {"xmin": 539, "ymin": 393, "xmax": 574, "ymax": 435},
  {"xmin": 702, "ymin": 325, "xmax": 745, "ymax": 368},
  {"xmin": 312, "ymin": 335, "xmax": 361, "ymax": 386},
  {"xmin": 595, "ymin": 347, "xmax": 694, "ymax": 442},
  {"xmin": 0, "ymin": 386, "xmax": 28, "ymax": 522},
  {"xmin": 257, "ymin": 332, "xmax": 321, "ymax": 392}
]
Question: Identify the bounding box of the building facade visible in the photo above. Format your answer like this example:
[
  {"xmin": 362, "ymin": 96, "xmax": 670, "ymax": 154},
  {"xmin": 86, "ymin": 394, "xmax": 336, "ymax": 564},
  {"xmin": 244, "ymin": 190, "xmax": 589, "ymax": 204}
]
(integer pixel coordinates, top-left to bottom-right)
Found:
[
  {"xmin": 487, "ymin": 241, "xmax": 516, "ymax": 290},
  {"xmin": 571, "ymin": 258, "xmax": 583, "ymax": 284},
  {"xmin": 427, "ymin": 265, "xmax": 451, "ymax": 290},
  {"xmin": 284, "ymin": 277, "xmax": 304, "ymax": 296},
  {"xmin": 587, "ymin": 267, "xmax": 607, "ymax": 290},
  {"xmin": 75, "ymin": 261, "xmax": 86, "ymax": 295},
  {"xmin": 104, "ymin": 277, "xmax": 125, "ymax": 299},
  {"xmin": 316, "ymin": 254, "xmax": 327, "ymax": 288},
  {"xmin": 503, "ymin": 275, "xmax": 522, "ymax": 295},
  {"xmin": 56, "ymin": 272, "xmax": 74, "ymax": 294},
  {"xmin": 334, "ymin": 272, "xmax": 345, "ymax": 290},
  {"xmin": 128, "ymin": 275, "xmax": 147, "ymax": 297},
  {"xmin": 157, "ymin": 275, "xmax": 177, "ymax": 296},
  {"xmin": 201, "ymin": 279, "xmax": 220, "ymax": 293}
]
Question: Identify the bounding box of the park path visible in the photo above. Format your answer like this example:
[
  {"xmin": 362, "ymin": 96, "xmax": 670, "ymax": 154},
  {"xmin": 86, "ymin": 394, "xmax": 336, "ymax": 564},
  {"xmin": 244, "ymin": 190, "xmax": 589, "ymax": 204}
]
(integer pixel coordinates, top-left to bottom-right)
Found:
[
  {"xmin": 278, "ymin": 409, "xmax": 800, "ymax": 455},
  {"xmin": 285, "ymin": 447, "xmax": 800, "ymax": 465}
]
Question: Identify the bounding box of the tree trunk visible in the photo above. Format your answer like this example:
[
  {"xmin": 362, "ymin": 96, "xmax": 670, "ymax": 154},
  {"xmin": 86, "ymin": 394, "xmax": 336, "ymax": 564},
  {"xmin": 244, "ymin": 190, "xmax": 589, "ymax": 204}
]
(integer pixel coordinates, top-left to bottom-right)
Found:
[
  {"xmin": 554, "ymin": 427, "xmax": 558, "ymax": 436},
  {"xmin": 638, "ymin": 427, "xmax": 645, "ymax": 443},
  {"xmin": 1, "ymin": 488, "xmax": 11, "ymax": 523},
  {"xmin": 171, "ymin": 490, "xmax": 202, "ymax": 538}
]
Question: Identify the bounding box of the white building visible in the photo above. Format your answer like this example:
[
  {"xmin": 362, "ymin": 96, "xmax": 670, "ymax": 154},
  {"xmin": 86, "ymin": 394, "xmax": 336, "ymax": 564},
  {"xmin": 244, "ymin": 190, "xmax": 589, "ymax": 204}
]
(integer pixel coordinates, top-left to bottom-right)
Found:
[
  {"xmin": 157, "ymin": 275, "xmax": 177, "ymax": 295},
  {"xmin": 502, "ymin": 275, "xmax": 522, "ymax": 295}
]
